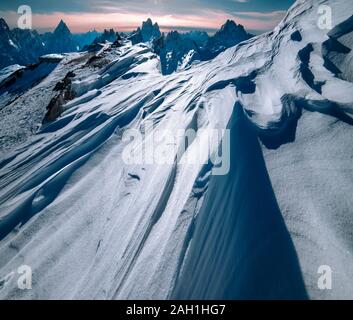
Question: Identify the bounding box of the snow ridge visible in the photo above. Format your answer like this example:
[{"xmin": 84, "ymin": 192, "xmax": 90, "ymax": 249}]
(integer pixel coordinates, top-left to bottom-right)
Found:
[{"xmin": 0, "ymin": 0, "xmax": 353, "ymax": 299}]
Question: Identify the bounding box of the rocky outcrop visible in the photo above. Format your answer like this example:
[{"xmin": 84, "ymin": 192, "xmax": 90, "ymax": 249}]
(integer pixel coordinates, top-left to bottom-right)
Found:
[
  {"xmin": 93, "ymin": 29, "xmax": 121, "ymax": 44},
  {"xmin": 154, "ymin": 31, "xmax": 201, "ymax": 75},
  {"xmin": 0, "ymin": 19, "xmax": 93, "ymax": 69},
  {"xmin": 43, "ymin": 71, "xmax": 76, "ymax": 122},
  {"xmin": 202, "ymin": 20, "xmax": 253, "ymax": 58},
  {"xmin": 129, "ymin": 18, "xmax": 161, "ymax": 44}
]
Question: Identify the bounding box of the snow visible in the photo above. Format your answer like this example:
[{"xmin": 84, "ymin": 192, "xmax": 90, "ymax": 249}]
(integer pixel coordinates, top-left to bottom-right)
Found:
[
  {"xmin": 39, "ymin": 54, "xmax": 65, "ymax": 61},
  {"xmin": 8, "ymin": 39, "xmax": 18, "ymax": 49},
  {"xmin": 0, "ymin": 0, "xmax": 353, "ymax": 300},
  {"xmin": 0, "ymin": 65, "xmax": 24, "ymax": 85},
  {"xmin": 177, "ymin": 50, "xmax": 198, "ymax": 71},
  {"xmin": 0, "ymin": 61, "xmax": 61, "ymax": 111}
]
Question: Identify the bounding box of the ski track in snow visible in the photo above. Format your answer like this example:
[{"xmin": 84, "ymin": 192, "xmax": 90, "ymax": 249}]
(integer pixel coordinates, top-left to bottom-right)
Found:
[{"xmin": 0, "ymin": 0, "xmax": 353, "ymax": 299}]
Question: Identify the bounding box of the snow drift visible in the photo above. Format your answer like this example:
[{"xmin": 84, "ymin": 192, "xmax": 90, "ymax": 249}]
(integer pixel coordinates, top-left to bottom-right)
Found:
[{"xmin": 0, "ymin": 0, "xmax": 353, "ymax": 299}]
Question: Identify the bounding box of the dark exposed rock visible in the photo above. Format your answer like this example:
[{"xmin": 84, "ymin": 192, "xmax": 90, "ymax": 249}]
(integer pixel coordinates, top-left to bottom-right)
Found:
[
  {"xmin": 291, "ymin": 30, "xmax": 302, "ymax": 41},
  {"xmin": 153, "ymin": 31, "xmax": 201, "ymax": 75},
  {"xmin": 93, "ymin": 29, "xmax": 121, "ymax": 44},
  {"xmin": 129, "ymin": 18, "xmax": 161, "ymax": 45},
  {"xmin": 152, "ymin": 20, "xmax": 252, "ymax": 75},
  {"xmin": 0, "ymin": 18, "xmax": 87, "ymax": 69},
  {"xmin": 201, "ymin": 20, "xmax": 253, "ymax": 59},
  {"xmin": 53, "ymin": 71, "xmax": 75, "ymax": 91},
  {"xmin": 44, "ymin": 71, "xmax": 76, "ymax": 122}
]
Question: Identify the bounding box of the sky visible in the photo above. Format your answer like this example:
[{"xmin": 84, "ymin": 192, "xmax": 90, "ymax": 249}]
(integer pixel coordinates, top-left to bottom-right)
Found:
[{"xmin": 0, "ymin": 0, "xmax": 296, "ymax": 34}]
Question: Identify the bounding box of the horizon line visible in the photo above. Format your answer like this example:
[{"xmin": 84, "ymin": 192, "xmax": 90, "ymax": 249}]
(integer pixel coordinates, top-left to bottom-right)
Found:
[
  {"xmin": 1, "ymin": 9, "xmax": 286, "ymax": 35},
  {"xmin": 1, "ymin": 16, "xmax": 265, "ymax": 35}
]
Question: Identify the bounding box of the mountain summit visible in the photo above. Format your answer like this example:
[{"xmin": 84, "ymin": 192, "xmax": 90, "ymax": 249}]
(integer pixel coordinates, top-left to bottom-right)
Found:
[
  {"xmin": 0, "ymin": 18, "xmax": 9, "ymax": 32},
  {"xmin": 44, "ymin": 20, "xmax": 78, "ymax": 54},
  {"xmin": 141, "ymin": 18, "xmax": 161, "ymax": 42},
  {"xmin": 54, "ymin": 20, "xmax": 72, "ymax": 36},
  {"xmin": 203, "ymin": 19, "xmax": 253, "ymax": 57},
  {"xmin": 130, "ymin": 18, "xmax": 161, "ymax": 44},
  {"xmin": 152, "ymin": 19, "xmax": 252, "ymax": 75},
  {"xmin": 0, "ymin": 18, "xmax": 83, "ymax": 68}
]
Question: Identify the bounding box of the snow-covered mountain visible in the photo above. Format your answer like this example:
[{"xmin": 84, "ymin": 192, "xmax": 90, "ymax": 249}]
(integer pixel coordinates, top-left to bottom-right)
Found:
[
  {"xmin": 40, "ymin": 20, "xmax": 79, "ymax": 55},
  {"xmin": 0, "ymin": 18, "xmax": 47, "ymax": 69},
  {"xmin": 129, "ymin": 18, "xmax": 161, "ymax": 45},
  {"xmin": 130, "ymin": 19, "xmax": 252, "ymax": 74},
  {"xmin": 153, "ymin": 30, "xmax": 202, "ymax": 75},
  {"xmin": 180, "ymin": 30, "xmax": 209, "ymax": 47},
  {"xmin": 73, "ymin": 30, "xmax": 101, "ymax": 49},
  {"xmin": 0, "ymin": 0, "xmax": 353, "ymax": 300},
  {"xmin": 202, "ymin": 19, "xmax": 253, "ymax": 58},
  {"xmin": 92, "ymin": 29, "xmax": 121, "ymax": 45},
  {"xmin": 0, "ymin": 19, "xmax": 98, "ymax": 69}
]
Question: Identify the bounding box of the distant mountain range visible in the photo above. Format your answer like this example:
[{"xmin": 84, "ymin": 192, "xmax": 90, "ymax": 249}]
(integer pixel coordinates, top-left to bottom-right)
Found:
[
  {"xmin": 130, "ymin": 18, "xmax": 253, "ymax": 74},
  {"xmin": 0, "ymin": 19, "xmax": 104, "ymax": 69},
  {"xmin": 0, "ymin": 17, "xmax": 253, "ymax": 74}
]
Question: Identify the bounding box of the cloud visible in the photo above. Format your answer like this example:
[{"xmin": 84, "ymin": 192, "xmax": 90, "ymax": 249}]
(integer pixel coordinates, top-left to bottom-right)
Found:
[
  {"xmin": 234, "ymin": 10, "xmax": 287, "ymax": 19},
  {"xmin": 231, "ymin": 10, "xmax": 286, "ymax": 31},
  {"xmin": 0, "ymin": 9, "xmax": 233, "ymax": 32},
  {"xmin": 0, "ymin": 0, "xmax": 291, "ymax": 33}
]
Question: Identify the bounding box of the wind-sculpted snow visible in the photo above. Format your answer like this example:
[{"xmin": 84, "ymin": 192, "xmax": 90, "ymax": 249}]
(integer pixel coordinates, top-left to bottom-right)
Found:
[
  {"xmin": 0, "ymin": 0, "xmax": 353, "ymax": 299},
  {"xmin": 172, "ymin": 106, "xmax": 308, "ymax": 299}
]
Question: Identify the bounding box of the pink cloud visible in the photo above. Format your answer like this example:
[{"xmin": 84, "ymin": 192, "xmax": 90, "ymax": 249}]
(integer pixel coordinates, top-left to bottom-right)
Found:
[
  {"xmin": 233, "ymin": 10, "xmax": 287, "ymax": 31},
  {"xmin": 1, "ymin": 9, "xmax": 287, "ymax": 33}
]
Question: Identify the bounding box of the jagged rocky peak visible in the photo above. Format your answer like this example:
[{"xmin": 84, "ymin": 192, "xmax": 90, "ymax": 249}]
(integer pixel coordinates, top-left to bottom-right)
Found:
[
  {"xmin": 220, "ymin": 19, "xmax": 240, "ymax": 32},
  {"xmin": 0, "ymin": 18, "xmax": 82, "ymax": 69},
  {"xmin": 72, "ymin": 29, "xmax": 101, "ymax": 49},
  {"xmin": 54, "ymin": 19, "xmax": 72, "ymax": 36},
  {"xmin": 140, "ymin": 18, "xmax": 161, "ymax": 42},
  {"xmin": 142, "ymin": 18, "xmax": 153, "ymax": 27},
  {"xmin": 163, "ymin": 30, "xmax": 199, "ymax": 51},
  {"xmin": 165, "ymin": 30, "xmax": 181, "ymax": 42},
  {"xmin": 215, "ymin": 19, "xmax": 250, "ymax": 39},
  {"xmin": 142, "ymin": 18, "xmax": 159, "ymax": 29},
  {"xmin": 0, "ymin": 17, "xmax": 10, "ymax": 32},
  {"xmin": 202, "ymin": 19, "xmax": 253, "ymax": 58},
  {"xmin": 44, "ymin": 19, "xmax": 78, "ymax": 54},
  {"xmin": 152, "ymin": 20, "xmax": 252, "ymax": 75},
  {"xmin": 156, "ymin": 30, "xmax": 202, "ymax": 75},
  {"xmin": 129, "ymin": 18, "xmax": 161, "ymax": 44},
  {"xmin": 181, "ymin": 30, "xmax": 209, "ymax": 47},
  {"xmin": 93, "ymin": 28, "xmax": 121, "ymax": 44}
]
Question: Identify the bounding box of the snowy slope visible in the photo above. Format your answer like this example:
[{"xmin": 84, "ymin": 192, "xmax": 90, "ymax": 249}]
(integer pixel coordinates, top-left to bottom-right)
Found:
[{"xmin": 0, "ymin": 0, "xmax": 353, "ymax": 299}]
